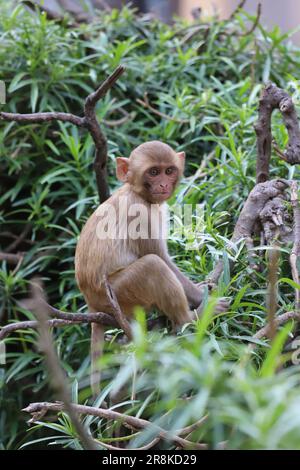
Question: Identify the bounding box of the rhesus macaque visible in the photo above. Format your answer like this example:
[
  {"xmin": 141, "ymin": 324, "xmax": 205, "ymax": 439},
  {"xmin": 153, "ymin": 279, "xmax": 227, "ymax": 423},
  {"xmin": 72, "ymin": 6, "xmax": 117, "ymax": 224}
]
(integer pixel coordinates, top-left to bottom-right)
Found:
[{"xmin": 75, "ymin": 141, "xmax": 228, "ymax": 395}]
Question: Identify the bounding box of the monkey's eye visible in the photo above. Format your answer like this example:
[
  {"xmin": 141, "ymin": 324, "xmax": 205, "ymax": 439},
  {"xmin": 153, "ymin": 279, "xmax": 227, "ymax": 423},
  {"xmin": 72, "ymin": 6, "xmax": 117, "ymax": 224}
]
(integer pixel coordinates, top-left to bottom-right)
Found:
[
  {"xmin": 165, "ymin": 167, "xmax": 174, "ymax": 175},
  {"xmin": 149, "ymin": 167, "xmax": 160, "ymax": 176}
]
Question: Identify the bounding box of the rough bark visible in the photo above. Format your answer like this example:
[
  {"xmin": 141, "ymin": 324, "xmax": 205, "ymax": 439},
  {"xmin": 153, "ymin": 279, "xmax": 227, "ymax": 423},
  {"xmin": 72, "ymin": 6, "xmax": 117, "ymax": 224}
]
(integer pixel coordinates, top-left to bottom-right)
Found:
[{"xmin": 255, "ymin": 82, "xmax": 300, "ymax": 183}]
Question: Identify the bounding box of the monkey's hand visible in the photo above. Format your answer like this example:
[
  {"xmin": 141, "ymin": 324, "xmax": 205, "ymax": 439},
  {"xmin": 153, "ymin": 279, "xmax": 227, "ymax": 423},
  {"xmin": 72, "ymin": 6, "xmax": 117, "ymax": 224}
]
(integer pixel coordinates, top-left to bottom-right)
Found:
[
  {"xmin": 196, "ymin": 296, "xmax": 231, "ymax": 317},
  {"xmin": 196, "ymin": 280, "xmax": 217, "ymax": 292}
]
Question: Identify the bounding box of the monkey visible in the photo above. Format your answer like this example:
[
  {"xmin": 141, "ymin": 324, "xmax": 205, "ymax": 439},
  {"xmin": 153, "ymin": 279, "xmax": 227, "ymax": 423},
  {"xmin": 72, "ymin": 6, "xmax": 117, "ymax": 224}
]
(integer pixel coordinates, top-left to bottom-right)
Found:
[{"xmin": 75, "ymin": 141, "xmax": 228, "ymax": 396}]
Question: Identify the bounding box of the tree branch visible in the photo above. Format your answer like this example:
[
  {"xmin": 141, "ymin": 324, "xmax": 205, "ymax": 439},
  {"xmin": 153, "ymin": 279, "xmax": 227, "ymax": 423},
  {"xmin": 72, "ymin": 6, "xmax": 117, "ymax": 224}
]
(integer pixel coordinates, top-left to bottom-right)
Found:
[
  {"xmin": 241, "ymin": 3, "xmax": 261, "ymax": 36},
  {"xmin": 22, "ymin": 401, "xmax": 207, "ymax": 450},
  {"xmin": 0, "ymin": 251, "xmax": 23, "ymax": 264},
  {"xmin": 0, "ymin": 301, "xmax": 117, "ymax": 341},
  {"xmin": 208, "ymin": 180, "xmax": 289, "ymax": 283},
  {"xmin": 254, "ymin": 82, "xmax": 300, "ymax": 183},
  {"xmin": 0, "ymin": 65, "xmax": 125, "ymax": 203},
  {"xmin": 229, "ymin": 0, "xmax": 247, "ymax": 20},
  {"xmin": 290, "ymin": 181, "xmax": 300, "ymax": 311},
  {"xmin": 103, "ymin": 275, "xmax": 133, "ymax": 341},
  {"xmin": 137, "ymin": 93, "xmax": 189, "ymax": 124},
  {"xmin": 252, "ymin": 311, "xmax": 300, "ymax": 342}
]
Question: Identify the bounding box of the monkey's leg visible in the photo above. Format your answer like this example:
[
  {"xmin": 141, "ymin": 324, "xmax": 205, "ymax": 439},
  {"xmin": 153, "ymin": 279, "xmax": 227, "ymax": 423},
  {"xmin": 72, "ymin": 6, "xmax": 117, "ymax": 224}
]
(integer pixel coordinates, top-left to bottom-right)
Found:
[{"xmin": 109, "ymin": 254, "xmax": 193, "ymax": 327}]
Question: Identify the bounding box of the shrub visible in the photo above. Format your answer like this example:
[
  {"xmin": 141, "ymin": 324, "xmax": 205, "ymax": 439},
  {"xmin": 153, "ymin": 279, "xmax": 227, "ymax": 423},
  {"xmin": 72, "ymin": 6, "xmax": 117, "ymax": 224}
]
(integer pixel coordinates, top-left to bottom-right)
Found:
[{"xmin": 1, "ymin": 2, "xmax": 300, "ymax": 450}]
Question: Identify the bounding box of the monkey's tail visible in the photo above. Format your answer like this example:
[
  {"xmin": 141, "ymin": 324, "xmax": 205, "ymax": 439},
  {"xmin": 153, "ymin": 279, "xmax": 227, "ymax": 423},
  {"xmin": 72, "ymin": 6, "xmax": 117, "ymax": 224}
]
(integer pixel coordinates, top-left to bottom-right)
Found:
[{"xmin": 90, "ymin": 322, "xmax": 104, "ymax": 398}]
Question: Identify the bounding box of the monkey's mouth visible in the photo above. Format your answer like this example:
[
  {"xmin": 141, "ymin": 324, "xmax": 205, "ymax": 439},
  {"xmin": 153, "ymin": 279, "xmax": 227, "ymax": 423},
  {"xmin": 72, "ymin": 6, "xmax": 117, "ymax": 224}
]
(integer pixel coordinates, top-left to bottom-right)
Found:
[
  {"xmin": 152, "ymin": 191, "xmax": 170, "ymax": 195},
  {"xmin": 152, "ymin": 192, "xmax": 171, "ymax": 199}
]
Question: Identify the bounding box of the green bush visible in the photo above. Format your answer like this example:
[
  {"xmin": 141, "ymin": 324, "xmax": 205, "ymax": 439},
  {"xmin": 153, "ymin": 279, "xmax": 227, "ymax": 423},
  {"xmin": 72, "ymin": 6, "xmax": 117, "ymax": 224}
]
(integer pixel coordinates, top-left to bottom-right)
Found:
[{"xmin": 1, "ymin": 2, "xmax": 300, "ymax": 450}]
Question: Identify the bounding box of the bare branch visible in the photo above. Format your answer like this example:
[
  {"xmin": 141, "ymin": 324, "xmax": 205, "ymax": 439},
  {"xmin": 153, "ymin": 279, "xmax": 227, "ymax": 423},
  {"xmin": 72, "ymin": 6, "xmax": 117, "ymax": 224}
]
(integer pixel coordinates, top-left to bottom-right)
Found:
[
  {"xmin": 290, "ymin": 181, "xmax": 300, "ymax": 311},
  {"xmin": 84, "ymin": 65, "xmax": 125, "ymax": 202},
  {"xmin": 5, "ymin": 223, "xmax": 32, "ymax": 253},
  {"xmin": 137, "ymin": 93, "xmax": 189, "ymax": 124},
  {"xmin": 0, "ymin": 66, "xmax": 125, "ymax": 203},
  {"xmin": 254, "ymin": 82, "xmax": 300, "ymax": 183},
  {"xmin": 0, "ymin": 111, "xmax": 85, "ymax": 127},
  {"xmin": 229, "ymin": 0, "xmax": 247, "ymax": 20},
  {"xmin": 0, "ymin": 319, "xmax": 73, "ymax": 341},
  {"xmin": 95, "ymin": 436, "xmax": 160, "ymax": 451},
  {"xmin": 252, "ymin": 311, "xmax": 300, "ymax": 342},
  {"xmin": 208, "ymin": 180, "xmax": 289, "ymax": 283},
  {"xmin": 22, "ymin": 401, "xmax": 207, "ymax": 449},
  {"xmin": 103, "ymin": 275, "xmax": 133, "ymax": 341},
  {"xmin": 177, "ymin": 415, "xmax": 208, "ymax": 436},
  {"xmin": 241, "ymin": 3, "xmax": 261, "ymax": 36},
  {"xmin": 0, "ymin": 251, "xmax": 23, "ymax": 264},
  {"xmin": 0, "ymin": 303, "xmax": 117, "ymax": 341}
]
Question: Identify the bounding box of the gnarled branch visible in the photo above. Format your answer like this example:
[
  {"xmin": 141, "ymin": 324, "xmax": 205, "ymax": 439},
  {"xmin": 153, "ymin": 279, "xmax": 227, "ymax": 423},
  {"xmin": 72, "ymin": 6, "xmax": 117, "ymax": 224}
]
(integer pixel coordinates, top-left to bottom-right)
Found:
[
  {"xmin": 0, "ymin": 65, "xmax": 125, "ymax": 203},
  {"xmin": 255, "ymin": 82, "xmax": 300, "ymax": 183},
  {"xmin": 22, "ymin": 401, "xmax": 207, "ymax": 450}
]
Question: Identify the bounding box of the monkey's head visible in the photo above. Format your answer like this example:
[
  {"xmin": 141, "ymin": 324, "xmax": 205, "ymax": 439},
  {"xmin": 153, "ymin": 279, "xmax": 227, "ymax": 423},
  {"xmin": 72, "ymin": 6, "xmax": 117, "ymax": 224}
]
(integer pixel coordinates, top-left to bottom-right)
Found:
[{"xmin": 116, "ymin": 141, "xmax": 185, "ymax": 203}]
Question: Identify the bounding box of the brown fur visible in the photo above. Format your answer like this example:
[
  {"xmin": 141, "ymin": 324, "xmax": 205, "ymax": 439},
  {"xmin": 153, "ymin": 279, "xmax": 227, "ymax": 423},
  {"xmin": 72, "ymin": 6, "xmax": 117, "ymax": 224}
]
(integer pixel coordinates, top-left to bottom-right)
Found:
[{"xmin": 75, "ymin": 141, "xmax": 203, "ymax": 396}]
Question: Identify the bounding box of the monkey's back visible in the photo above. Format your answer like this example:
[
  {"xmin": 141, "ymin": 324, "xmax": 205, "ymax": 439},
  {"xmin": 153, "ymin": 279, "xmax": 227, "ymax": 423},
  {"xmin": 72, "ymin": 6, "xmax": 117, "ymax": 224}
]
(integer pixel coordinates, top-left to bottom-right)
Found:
[{"xmin": 75, "ymin": 186, "xmax": 138, "ymax": 300}]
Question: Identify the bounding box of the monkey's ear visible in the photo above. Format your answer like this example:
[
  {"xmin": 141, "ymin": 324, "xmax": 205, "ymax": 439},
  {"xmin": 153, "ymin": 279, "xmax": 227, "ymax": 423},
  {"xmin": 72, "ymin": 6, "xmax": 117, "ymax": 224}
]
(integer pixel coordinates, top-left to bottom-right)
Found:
[
  {"xmin": 116, "ymin": 157, "xmax": 130, "ymax": 182},
  {"xmin": 177, "ymin": 151, "xmax": 185, "ymax": 168}
]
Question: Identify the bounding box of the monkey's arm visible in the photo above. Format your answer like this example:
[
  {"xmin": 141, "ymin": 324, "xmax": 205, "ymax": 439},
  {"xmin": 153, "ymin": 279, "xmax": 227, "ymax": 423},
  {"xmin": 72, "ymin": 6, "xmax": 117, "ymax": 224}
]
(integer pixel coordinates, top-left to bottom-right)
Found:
[{"xmin": 161, "ymin": 254, "xmax": 204, "ymax": 309}]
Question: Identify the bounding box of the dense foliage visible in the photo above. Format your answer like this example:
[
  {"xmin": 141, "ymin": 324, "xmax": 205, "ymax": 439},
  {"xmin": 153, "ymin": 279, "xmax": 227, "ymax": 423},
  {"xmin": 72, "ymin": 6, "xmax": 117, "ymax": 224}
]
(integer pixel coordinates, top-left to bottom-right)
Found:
[{"xmin": 1, "ymin": 2, "xmax": 300, "ymax": 450}]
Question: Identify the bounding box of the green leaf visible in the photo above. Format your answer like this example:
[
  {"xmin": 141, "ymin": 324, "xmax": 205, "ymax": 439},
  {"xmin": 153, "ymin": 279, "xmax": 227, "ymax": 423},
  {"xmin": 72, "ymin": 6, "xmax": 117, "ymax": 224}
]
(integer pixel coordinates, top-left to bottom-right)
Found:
[
  {"xmin": 260, "ymin": 322, "xmax": 293, "ymax": 377},
  {"xmin": 30, "ymin": 82, "xmax": 39, "ymax": 112}
]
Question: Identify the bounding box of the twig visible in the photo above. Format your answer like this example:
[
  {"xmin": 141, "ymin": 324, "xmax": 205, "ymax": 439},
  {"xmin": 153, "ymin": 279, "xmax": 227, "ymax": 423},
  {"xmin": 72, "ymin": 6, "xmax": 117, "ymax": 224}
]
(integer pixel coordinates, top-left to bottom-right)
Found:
[
  {"xmin": 5, "ymin": 223, "xmax": 32, "ymax": 253},
  {"xmin": 22, "ymin": 401, "xmax": 207, "ymax": 449},
  {"xmin": 0, "ymin": 251, "xmax": 23, "ymax": 264},
  {"xmin": 0, "ymin": 231, "xmax": 33, "ymax": 245},
  {"xmin": 0, "ymin": 319, "xmax": 74, "ymax": 341},
  {"xmin": 177, "ymin": 415, "xmax": 208, "ymax": 436},
  {"xmin": 47, "ymin": 304, "xmax": 117, "ymax": 327},
  {"xmin": 103, "ymin": 115, "xmax": 132, "ymax": 127},
  {"xmin": 137, "ymin": 93, "xmax": 189, "ymax": 124},
  {"xmin": 0, "ymin": 304, "xmax": 117, "ymax": 341},
  {"xmin": 180, "ymin": 25, "xmax": 203, "ymax": 45},
  {"xmin": 290, "ymin": 181, "xmax": 300, "ymax": 311},
  {"xmin": 28, "ymin": 279, "xmax": 97, "ymax": 450},
  {"xmin": 0, "ymin": 111, "xmax": 85, "ymax": 126},
  {"xmin": 241, "ymin": 3, "xmax": 261, "ymax": 36},
  {"xmin": 103, "ymin": 275, "xmax": 133, "ymax": 341},
  {"xmin": 273, "ymin": 140, "xmax": 288, "ymax": 161},
  {"xmin": 229, "ymin": 0, "xmax": 247, "ymax": 20},
  {"xmin": 95, "ymin": 436, "xmax": 160, "ymax": 451},
  {"xmin": 252, "ymin": 311, "xmax": 300, "ymax": 341},
  {"xmin": 0, "ymin": 66, "xmax": 125, "ymax": 203}
]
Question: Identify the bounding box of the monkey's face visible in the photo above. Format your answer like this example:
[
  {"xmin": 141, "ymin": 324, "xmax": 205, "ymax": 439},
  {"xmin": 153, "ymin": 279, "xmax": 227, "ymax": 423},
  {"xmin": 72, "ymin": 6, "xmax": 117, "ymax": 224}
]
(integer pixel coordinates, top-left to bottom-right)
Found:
[
  {"xmin": 116, "ymin": 142, "xmax": 185, "ymax": 204},
  {"xmin": 142, "ymin": 164, "xmax": 179, "ymax": 203}
]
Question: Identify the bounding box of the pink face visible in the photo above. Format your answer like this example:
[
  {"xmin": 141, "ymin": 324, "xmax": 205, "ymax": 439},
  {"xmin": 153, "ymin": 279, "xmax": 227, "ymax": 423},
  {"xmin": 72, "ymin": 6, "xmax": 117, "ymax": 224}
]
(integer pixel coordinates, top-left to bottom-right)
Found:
[{"xmin": 143, "ymin": 164, "xmax": 179, "ymax": 202}]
